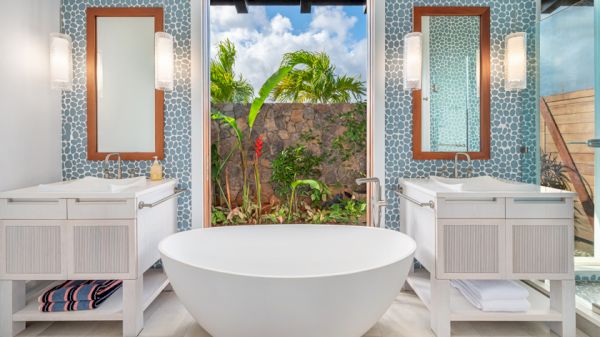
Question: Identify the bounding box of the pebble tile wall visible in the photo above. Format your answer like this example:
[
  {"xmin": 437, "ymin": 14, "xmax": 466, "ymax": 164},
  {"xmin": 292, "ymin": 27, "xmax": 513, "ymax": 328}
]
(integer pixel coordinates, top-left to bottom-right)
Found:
[
  {"xmin": 61, "ymin": 0, "xmax": 192, "ymax": 230},
  {"xmin": 61, "ymin": 0, "xmax": 537, "ymax": 231},
  {"xmin": 385, "ymin": 0, "xmax": 538, "ymax": 230}
]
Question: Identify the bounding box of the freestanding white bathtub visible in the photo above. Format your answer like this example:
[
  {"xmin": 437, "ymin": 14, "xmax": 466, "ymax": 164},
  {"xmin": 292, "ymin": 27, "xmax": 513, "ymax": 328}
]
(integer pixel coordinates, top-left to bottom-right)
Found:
[{"xmin": 159, "ymin": 225, "xmax": 416, "ymax": 337}]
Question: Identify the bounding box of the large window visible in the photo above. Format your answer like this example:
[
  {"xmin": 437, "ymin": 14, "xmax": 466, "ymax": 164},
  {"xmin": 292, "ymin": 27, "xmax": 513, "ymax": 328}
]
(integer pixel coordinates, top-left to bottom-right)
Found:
[
  {"xmin": 208, "ymin": 3, "xmax": 368, "ymax": 226},
  {"xmin": 540, "ymin": 1, "xmax": 600, "ymax": 318}
]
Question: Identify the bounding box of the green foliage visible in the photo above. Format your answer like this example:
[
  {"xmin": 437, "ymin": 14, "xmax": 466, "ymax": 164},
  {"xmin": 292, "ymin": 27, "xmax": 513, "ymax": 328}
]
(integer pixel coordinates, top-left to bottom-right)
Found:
[
  {"xmin": 272, "ymin": 50, "xmax": 366, "ymax": 103},
  {"xmin": 308, "ymin": 200, "xmax": 367, "ymax": 224},
  {"xmin": 288, "ymin": 179, "xmax": 325, "ymax": 220},
  {"xmin": 211, "ymin": 111, "xmax": 243, "ymax": 147},
  {"xmin": 210, "ymin": 39, "xmax": 254, "ymax": 104},
  {"xmin": 540, "ymin": 151, "xmax": 570, "ymax": 190},
  {"xmin": 270, "ymin": 145, "xmax": 323, "ymax": 198},
  {"xmin": 249, "ymin": 66, "xmax": 293, "ymax": 129},
  {"xmin": 330, "ymin": 102, "xmax": 367, "ymax": 162}
]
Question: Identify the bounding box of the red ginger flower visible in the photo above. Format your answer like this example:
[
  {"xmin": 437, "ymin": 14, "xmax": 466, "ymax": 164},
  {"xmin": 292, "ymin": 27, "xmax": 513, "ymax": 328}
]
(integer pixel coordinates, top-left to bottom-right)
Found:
[{"xmin": 255, "ymin": 135, "xmax": 264, "ymax": 159}]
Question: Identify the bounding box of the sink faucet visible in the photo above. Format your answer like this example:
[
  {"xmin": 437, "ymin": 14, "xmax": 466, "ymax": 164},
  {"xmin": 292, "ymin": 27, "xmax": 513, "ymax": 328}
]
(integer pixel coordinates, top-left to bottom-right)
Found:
[
  {"xmin": 356, "ymin": 177, "xmax": 387, "ymax": 227},
  {"xmin": 103, "ymin": 153, "xmax": 122, "ymax": 179},
  {"xmin": 454, "ymin": 152, "xmax": 472, "ymax": 178}
]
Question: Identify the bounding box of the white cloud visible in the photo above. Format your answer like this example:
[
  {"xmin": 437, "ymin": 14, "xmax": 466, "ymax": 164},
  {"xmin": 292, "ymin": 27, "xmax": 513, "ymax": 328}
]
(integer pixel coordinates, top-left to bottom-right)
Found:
[{"xmin": 210, "ymin": 6, "xmax": 367, "ymax": 93}]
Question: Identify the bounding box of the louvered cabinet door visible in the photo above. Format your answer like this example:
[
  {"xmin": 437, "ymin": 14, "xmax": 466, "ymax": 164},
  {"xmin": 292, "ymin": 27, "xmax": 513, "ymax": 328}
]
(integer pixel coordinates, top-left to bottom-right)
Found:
[
  {"xmin": 436, "ymin": 219, "xmax": 506, "ymax": 279},
  {"xmin": 0, "ymin": 220, "xmax": 68, "ymax": 280},
  {"xmin": 507, "ymin": 219, "xmax": 574, "ymax": 279},
  {"xmin": 66, "ymin": 220, "xmax": 136, "ymax": 280}
]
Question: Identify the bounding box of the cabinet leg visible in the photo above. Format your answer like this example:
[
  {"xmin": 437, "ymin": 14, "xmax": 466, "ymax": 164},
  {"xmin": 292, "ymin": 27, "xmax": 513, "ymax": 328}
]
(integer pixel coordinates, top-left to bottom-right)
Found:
[
  {"xmin": 549, "ymin": 280, "xmax": 576, "ymax": 337},
  {"xmin": 123, "ymin": 277, "xmax": 144, "ymax": 337},
  {"xmin": 0, "ymin": 280, "xmax": 25, "ymax": 337},
  {"xmin": 430, "ymin": 278, "xmax": 451, "ymax": 337}
]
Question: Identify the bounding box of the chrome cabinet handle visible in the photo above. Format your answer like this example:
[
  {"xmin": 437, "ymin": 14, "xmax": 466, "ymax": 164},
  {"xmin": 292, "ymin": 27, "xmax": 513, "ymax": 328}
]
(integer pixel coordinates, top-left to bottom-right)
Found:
[
  {"xmin": 512, "ymin": 197, "xmax": 566, "ymax": 204},
  {"xmin": 74, "ymin": 199, "xmax": 128, "ymax": 204},
  {"xmin": 7, "ymin": 198, "xmax": 60, "ymax": 204}
]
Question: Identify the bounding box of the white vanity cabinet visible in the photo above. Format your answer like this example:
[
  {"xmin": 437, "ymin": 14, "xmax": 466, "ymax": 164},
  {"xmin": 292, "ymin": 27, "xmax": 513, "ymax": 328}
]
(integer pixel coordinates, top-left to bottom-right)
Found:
[
  {"xmin": 399, "ymin": 178, "xmax": 576, "ymax": 337},
  {"xmin": 0, "ymin": 179, "xmax": 180, "ymax": 337}
]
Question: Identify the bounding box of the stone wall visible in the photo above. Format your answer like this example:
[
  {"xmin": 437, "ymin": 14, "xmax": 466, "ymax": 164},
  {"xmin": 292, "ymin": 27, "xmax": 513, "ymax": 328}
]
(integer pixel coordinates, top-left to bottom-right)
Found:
[{"xmin": 211, "ymin": 103, "xmax": 366, "ymax": 205}]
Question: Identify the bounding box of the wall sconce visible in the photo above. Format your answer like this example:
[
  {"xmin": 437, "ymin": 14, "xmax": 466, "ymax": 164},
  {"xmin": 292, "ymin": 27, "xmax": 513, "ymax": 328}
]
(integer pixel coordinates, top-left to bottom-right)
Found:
[
  {"xmin": 403, "ymin": 32, "xmax": 423, "ymax": 91},
  {"xmin": 504, "ymin": 32, "xmax": 527, "ymax": 91},
  {"xmin": 155, "ymin": 32, "xmax": 174, "ymax": 91},
  {"xmin": 49, "ymin": 33, "xmax": 73, "ymax": 91}
]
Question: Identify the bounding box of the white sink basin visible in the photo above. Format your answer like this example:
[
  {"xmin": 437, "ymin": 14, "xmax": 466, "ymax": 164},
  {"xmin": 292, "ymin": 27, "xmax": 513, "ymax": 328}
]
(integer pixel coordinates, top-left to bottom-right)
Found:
[
  {"xmin": 38, "ymin": 177, "xmax": 147, "ymax": 193},
  {"xmin": 429, "ymin": 176, "xmax": 538, "ymax": 192}
]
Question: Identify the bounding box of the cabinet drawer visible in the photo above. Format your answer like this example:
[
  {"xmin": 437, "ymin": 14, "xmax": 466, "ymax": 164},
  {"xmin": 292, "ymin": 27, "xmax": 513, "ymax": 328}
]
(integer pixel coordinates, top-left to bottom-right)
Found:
[
  {"xmin": 506, "ymin": 197, "xmax": 573, "ymax": 219},
  {"xmin": 507, "ymin": 219, "xmax": 573, "ymax": 279},
  {"xmin": 67, "ymin": 198, "xmax": 135, "ymax": 219},
  {"xmin": 0, "ymin": 220, "xmax": 67, "ymax": 279},
  {"xmin": 437, "ymin": 219, "xmax": 505, "ymax": 279},
  {"xmin": 0, "ymin": 198, "xmax": 67, "ymax": 219},
  {"xmin": 437, "ymin": 197, "xmax": 505, "ymax": 219}
]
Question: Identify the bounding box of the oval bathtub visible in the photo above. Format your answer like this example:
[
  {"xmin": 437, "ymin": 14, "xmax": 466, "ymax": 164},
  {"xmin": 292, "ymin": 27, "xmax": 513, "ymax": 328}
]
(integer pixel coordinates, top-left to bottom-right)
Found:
[{"xmin": 159, "ymin": 225, "xmax": 416, "ymax": 337}]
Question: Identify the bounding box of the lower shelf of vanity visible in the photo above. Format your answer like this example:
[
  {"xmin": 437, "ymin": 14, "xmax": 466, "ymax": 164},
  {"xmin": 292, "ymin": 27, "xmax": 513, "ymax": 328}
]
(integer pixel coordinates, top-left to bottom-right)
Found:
[
  {"xmin": 407, "ymin": 269, "xmax": 563, "ymax": 322},
  {"xmin": 12, "ymin": 268, "xmax": 169, "ymax": 322}
]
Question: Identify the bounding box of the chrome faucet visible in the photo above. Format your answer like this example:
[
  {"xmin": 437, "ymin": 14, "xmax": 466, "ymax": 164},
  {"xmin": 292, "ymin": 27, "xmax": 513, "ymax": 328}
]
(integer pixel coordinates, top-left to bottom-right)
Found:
[
  {"xmin": 356, "ymin": 177, "xmax": 388, "ymax": 227},
  {"xmin": 103, "ymin": 153, "xmax": 122, "ymax": 179},
  {"xmin": 454, "ymin": 152, "xmax": 472, "ymax": 178}
]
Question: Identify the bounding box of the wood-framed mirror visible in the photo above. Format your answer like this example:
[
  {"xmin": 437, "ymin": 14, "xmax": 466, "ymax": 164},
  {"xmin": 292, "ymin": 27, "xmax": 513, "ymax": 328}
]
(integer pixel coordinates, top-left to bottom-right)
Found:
[
  {"xmin": 86, "ymin": 7, "xmax": 165, "ymax": 160},
  {"xmin": 412, "ymin": 7, "xmax": 490, "ymax": 160}
]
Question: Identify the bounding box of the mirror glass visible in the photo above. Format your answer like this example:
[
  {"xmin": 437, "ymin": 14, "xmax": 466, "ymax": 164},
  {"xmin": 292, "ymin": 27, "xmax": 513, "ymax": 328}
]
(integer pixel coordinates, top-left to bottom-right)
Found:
[
  {"xmin": 96, "ymin": 17, "xmax": 156, "ymax": 153},
  {"xmin": 420, "ymin": 15, "xmax": 481, "ymax": 153}
]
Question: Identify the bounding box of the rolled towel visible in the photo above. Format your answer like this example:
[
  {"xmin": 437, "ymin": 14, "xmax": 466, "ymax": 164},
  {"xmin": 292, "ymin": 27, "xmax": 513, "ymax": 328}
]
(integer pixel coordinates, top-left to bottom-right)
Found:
[
  {"xmin": 455, "ymin": 279, "xmax": 529, "ymax": 301},
  {"xmin": 452, "ymin": 280, "xmax": 530, "ymax": 312},
  {"xmin": 38, "ymin": 280, "xmax": 122, "ymax": 303}
]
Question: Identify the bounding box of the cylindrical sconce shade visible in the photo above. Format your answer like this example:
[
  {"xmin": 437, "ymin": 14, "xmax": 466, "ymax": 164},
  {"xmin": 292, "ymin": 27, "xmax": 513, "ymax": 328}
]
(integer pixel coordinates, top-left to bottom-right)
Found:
[
  {"xmin": 49, "ymin": 33, "xmax": 73, "ymax": 91},
  {"xmin": 403, "ymin": 32, "xmax": 423, "ymax": 90},
  {"xmin": 504, "ymin": 32, "xmax": 527, "ymax": 91},
  {"xmin": 155, "ymin": 32, "xmax": 174, "ymax": 91}
]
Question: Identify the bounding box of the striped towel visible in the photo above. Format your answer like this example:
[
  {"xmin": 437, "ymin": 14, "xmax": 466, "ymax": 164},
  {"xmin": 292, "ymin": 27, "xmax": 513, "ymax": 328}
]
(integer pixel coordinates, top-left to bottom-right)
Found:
[{"xmin": 38, "ymin": 280, "xmax": 122, "ymax": 312}]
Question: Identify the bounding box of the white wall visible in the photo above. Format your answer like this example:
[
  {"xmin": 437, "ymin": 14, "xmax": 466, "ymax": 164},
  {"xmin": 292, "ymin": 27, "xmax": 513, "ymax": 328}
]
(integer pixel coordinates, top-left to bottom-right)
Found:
[{"xmin": 0, "ymin": 0, "xmax": 62, "ymax": 191}]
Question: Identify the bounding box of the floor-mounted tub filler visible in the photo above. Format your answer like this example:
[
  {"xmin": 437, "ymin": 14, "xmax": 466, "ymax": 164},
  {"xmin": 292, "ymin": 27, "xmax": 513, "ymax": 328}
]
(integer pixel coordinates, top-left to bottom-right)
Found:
[{"xmin": 159, "ymin": 225, "xmax": 416, "ymax": 337}]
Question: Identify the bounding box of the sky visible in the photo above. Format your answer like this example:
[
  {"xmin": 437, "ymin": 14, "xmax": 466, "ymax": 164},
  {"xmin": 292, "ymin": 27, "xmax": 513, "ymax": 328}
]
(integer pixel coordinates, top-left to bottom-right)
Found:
[
  {"xmin": 540, "ymin": 6, "xmax": 594, "ymax": 96},
  {"xmin": 210, "ymin": 5, "xmax": 367, "ymax": 93}
]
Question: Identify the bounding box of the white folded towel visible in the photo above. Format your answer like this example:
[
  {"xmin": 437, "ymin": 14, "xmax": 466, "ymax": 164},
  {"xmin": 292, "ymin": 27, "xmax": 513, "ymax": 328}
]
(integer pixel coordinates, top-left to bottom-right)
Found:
[
  {"xmin": 454, "ymin": 279, "xmax": 529, "ymax": 301},
  {"xmin": 452, "ymin": 280, "xmax": 531, "ymax": 312}
]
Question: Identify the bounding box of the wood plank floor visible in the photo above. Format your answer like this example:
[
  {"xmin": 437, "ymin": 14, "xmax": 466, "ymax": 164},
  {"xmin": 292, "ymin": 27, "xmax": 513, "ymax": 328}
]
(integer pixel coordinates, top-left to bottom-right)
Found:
[{"xmin": 17, "ymin": 290, "xmax": 590, "ymax": 337}]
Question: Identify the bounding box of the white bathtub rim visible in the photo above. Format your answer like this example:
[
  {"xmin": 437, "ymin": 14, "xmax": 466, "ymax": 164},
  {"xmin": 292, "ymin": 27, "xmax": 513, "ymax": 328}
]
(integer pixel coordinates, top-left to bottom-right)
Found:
[{"xmin": 159, "ymin": 224, "xmax": 416, "ymax": 280}]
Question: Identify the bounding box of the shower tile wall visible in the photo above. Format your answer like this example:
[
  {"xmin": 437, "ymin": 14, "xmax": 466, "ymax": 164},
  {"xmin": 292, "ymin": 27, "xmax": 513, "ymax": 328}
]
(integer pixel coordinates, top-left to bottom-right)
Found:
[
  {"xmin": 385, "ymin": 0, "xmax": 538, "ymax": 230},
  {"xmin": 61, "ymin": 0, "xmax": 192, "ymax": 230},
  {"xmin": 427, "ymin": 16, "xmax": 481, "ymax": 153}
]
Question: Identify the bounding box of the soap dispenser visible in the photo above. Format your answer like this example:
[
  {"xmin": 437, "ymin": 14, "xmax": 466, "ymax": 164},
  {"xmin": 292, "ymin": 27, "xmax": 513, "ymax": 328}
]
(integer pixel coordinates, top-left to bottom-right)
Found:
[{"xmin": 150, "ymin": 156, "xmax": 163, "ymax": 181}]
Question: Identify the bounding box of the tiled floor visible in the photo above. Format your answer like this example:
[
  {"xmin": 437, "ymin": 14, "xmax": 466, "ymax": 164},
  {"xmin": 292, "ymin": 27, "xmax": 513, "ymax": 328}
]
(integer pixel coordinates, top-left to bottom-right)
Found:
[{"xmin": 17, "ymin": 290, "xmax": 590, "ymax": 337}]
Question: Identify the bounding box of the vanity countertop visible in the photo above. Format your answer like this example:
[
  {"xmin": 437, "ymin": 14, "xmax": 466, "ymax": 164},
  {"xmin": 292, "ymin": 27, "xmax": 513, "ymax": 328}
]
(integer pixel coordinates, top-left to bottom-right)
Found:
[
  {"xmin": 400, "ymin": 176, "xmax": 576, "ymax": 198},
  {"xmin": 0, "ymin": 178, "xmax": 177, "ymax": 199}
]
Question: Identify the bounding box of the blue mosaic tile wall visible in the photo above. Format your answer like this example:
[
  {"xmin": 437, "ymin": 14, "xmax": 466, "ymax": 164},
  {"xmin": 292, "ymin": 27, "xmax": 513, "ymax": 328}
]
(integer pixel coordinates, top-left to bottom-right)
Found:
[
  {"xmin": 61, "ymin": 0, "xmax": 192, "ymax": 230},
  {"xmin": 385, "ymin": 0, "xmax": 538, "ymax": 230}
]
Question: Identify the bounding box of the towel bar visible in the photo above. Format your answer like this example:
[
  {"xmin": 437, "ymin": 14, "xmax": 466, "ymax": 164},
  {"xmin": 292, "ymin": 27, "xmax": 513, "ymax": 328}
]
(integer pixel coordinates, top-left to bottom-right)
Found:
[
  {"xmin": 138, "ymin": 189, "xmax": 187, "ymax": 209},
  {"xmin": 395, "ymin": 188, "xmax": 435, "ymax": 209}
]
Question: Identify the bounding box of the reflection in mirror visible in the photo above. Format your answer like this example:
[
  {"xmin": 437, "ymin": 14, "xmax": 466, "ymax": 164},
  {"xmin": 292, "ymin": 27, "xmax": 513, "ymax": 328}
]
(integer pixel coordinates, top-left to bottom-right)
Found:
[
  {"xmin": 421, "ymin": 15, "xmax": 481, "ymax": 153},
  {"xmin": 96, "ymin": 17, "xmax": 155, "ymax": 153}
]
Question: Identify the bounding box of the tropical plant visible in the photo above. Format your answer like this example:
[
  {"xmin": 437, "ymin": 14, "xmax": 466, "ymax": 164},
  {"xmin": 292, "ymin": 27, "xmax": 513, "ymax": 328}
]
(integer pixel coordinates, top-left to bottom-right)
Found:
[
  {"xmin": 211, "ymin": 110, "xmax": 250, "ymax": 208},
  {"xmin": 288, "ymin": 179, "xmax": 323, "ymax": 220},
  {"xmin": 540, "ymin": 151, "xmax": 571, "ymax": 190},
  {"xmin": 254, "ymin": 135, "xmax": 264, "ymax": 221},
  {"xmin": 271, "ymin": 50, "xmax": 366, "ymax": 103},
  {"xmin": 210, "ymin": 39, "xmax": 254, "ymax": 104},
  {"xmin": 270, "ymin": 145, "xmax": 323, "ymax": 198},
  {"xmin": 330, "ymin": 102, "xmax": 367, "ymax": 162}
]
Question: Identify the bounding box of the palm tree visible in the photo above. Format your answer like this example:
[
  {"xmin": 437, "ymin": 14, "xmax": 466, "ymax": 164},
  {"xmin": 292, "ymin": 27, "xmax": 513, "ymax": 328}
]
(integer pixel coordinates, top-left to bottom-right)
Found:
[
  {"xmin": 210, "ymin": 39, "xmax": 254, "ymax": 103},
  {"xmin": 271, "ymin": 50, "xmax": 365, "ymax": 103}
]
